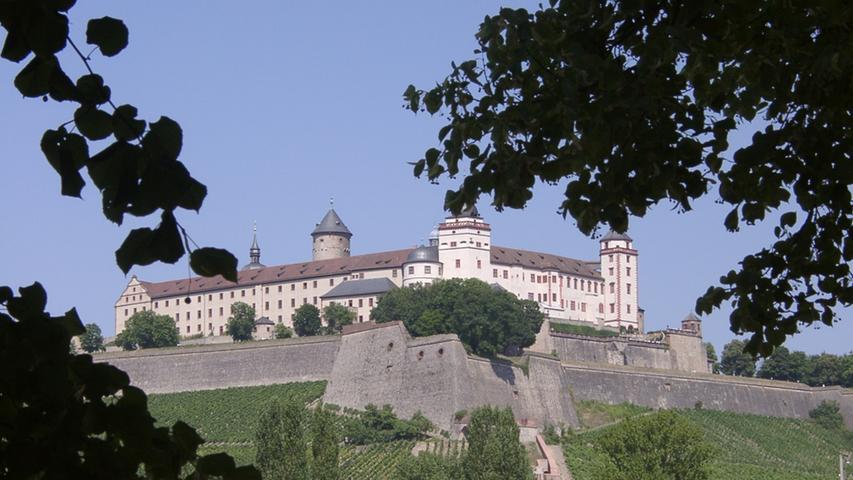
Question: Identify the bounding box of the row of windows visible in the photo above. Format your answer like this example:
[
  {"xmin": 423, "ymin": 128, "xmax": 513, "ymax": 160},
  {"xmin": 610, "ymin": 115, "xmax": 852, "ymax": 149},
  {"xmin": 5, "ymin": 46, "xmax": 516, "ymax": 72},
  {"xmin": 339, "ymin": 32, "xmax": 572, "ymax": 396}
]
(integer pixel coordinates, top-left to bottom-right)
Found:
[
  {"xmin": 607, "ymin": 303, "xmax": 633, "ymax": 314},
  {"xmin": 607, "ymin": 254, "xmax": 633, "ymax": 264},
  {"xmin": 607, "ymin": 283, "xmax": 632, "ymax": 294},
  {"xmin": 607, "ymin": 266, "xmax": 633, "ymax": 276},
  {"xmin": 406, "ymin": 265, "xmax": 443, "ymax": 275}
]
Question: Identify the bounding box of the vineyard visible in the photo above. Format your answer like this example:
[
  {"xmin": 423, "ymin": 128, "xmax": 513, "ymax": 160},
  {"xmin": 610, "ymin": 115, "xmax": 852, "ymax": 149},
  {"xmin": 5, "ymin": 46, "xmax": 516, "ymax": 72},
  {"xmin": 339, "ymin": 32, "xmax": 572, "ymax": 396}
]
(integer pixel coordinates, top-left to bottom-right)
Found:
[
  {"xmin": 148, "ymin": 381, "xmax": 326, "ymax": 442},
  {"xmin": 564, "ymin": 406, "xmax": 853, "ymax": 480},
  {"xmin": 340, "ymin": 441, "xmax": 416, "ymax": 479}
]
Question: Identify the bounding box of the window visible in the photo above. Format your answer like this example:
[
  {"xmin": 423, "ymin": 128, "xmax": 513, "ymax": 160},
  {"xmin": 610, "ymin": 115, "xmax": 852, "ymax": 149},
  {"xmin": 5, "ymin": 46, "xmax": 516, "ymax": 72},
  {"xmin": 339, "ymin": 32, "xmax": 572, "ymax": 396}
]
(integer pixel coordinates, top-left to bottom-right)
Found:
[
  {"xmin": 538, "ymin": 293, "xmax": 542, "ymax": 302},
  {"xmin": 610, "ymin": 283, "xmax": 615, "ymax": 294},
  {"xmin": 291, "ymin": 284, "xmax": 295, "ymax": 291},
  {"xmin": 570, "ymin": 301, "xmax": 576, "ymax": 311},
  {"xmin": 573, "ymin": 279, "xmax": 578, "ymax": 289},
  {"xmin": 303, "ymin": 282, "xmax": 307, "ymax": 289},
  {"xmin": 450, "ymin": 241, "xmax": 457, "ymax": 247},
  {"xmin": 313, "ymin": 280, "xmax": 318, "ymax": 288},
  {"xmin": 197, "ymin": 295, "xmax": 201, "ymax": 302},
  {"xmin": 124, "ymin": 308, "xmax": 128, "ymax": 316},
  {"xmin": 552, "ymin": 293, "xmax": 556, "ymax": 302},
  {"xmin": 358, "ymin": 299, "xmax": 363, "ymax": 307},
  {"xmin": 252, "ymin": 303, "xmax": 255, "ymax": 309},
  {"xmin": 502, "ymin": 270, "xmax": 508, "ymax": 279},
  {"xmin": 186, "ymin": 325, "xmax": 190, "ymax": 333},
  {"xmin": 587, "ymin": 280, "xmax": 592, "ymax": 291},
  {"xmin": 580, "ymin": 281, "xmax": 585, "ymax": 291},
  {"xmin": 278, "ymin": 299, "xmax": 282, "ymax": 308},
  {"xmin": 528, "ymin": 293, "xmax": 534, "ymax": 300},
  {"xmin": 264, "ymin": 287, "xmax": 269, "ymax": 294},
  {"xmin": 626, "ymin": 284, "xmax": 632, "ymax": 294},
  {"xmin": 610, "ymin": 304, "xmax": 615, "ymax": 313},
  {"xmin": 175, "ymin": 313, "xmax": 179, "ymax": 321},
  {"xmin": 197, "ymin": 324, "xmax": 201, "ymax": 332},
  {"xmin": 313, "ymin": 296, "xmax": 317, "ymax": 305},
  {"xmin": 609, "ymin": 267, "xmax": 614, "ymax": 275},
  {"xmin": 291, "ymin": 298, "xmax": 295, "ymax": 307},
  {"xmin": 369, "ymin": 298, "xmax": 374, "ymax": 307},
  {"xmin": 609, "ymin": 254, "xmax": 613, "ymax": 262},
  {"xmin": 599, "ymin": 303, "xmax": 604, "ymax": 314},
  {"xmin": 241, "ymin": 290, "xmax": 245, "ymax": 297},
  {"xmin": 330, "ymin": 278, "xmax": 334, "ymax": 286},
  {"xmin": 455, "ymin": 259, "xmax": 461, "ymax": 268},
  {"xmin": 581, "ymin": 303, "xmax": 587, "ymax": 312},
  {"xmin": 219, "ymin": 325, "xmax": 223, "ymax": 334},
  {"xmin": 219, "ymin": 307, "xmax": 223, "ymax": 316},
  {"xmin": 219, "ymin": 293, "xmax": 224, "ymax": 300},
  {"xmin": 359, "ymin": 315, "xmax": 363, "ymax": 322},
  {"xmin": 278, "ymin": 315, "xmax": 282, "ymax": 322},
  {"xmin": 627, "ymin": 304, "xmax": 632, "ymax": 314},
  {"xmin": 302, "ymin": 298, "xmax": 307, "ymax": 305},
  {"xmin": 626, "ymin": 267, "xmax": 632, "ymax": 276},
  {"xmin": 265, "ymin": 301, "xmax": 269, "ymax": 310},
  {"xmin": 231, "ymin": 291, "xmax": 235, "ymax": 298},
  {"xmin": 155, "ymin": 302, "xmax": 159, "ymax": 308},
  {"xmin": 392, "ymin": 269, "xmax": 398, "ymax": 278},
  {"xmin": 348, "ymin": 300, "xmax": 353, "ymax": 307},
  {"xmin": 425, "ymin": 265, "xmax": 431, "ymax": 274},
  {"xmin": 560, "ymin": 299, "xmax": 564, "ymax": 307},
  {"xmin": 142, "ymin": 306, "xmax": 146, "ymax": 311},
  {"xmin": 278, "ymin": 285, "xmax": 282, "ymax": 292},
  {"xmin": 627, "ymin": 256, "xmax": 631, "ymax": 263},
  {"xmin": 552, "ymin": 276, "xmax": 557, "ymax": 283},
  {"xmin": 530, "ymin": 273, "xmax": 535, "ymax": 282},
  {"xmin": 166, "ymin": 300, "xmax": 170, "ymax": 307},
  {"xmin": 185, "ymin": 312, "xmax": 189, "ymax": 320},
  {"xmin": 476, "ymin": 259, "xmax": 481, "ymax": 269},
  {"xmin": 251, "ymin": 288, "xmax": 255, "ymax": 296},
  {"xmin": 208, "ymin": 294, "xmax": 212, "ymax": 301},
  {"xmin": 196, "ymin": 310, "xmax": 201, "ymax": 319},
  {"xmin": 594, "ymin": 283, "xmax": 598, "ymax": 294},
  {"xmin": 208, "ymin": 322, "xmax": 212, "ymax": 330},
  {"xmin": 359, "ymin": 273, "xmax": 365, "ymax": 279},
  {"xmin": 476, "ymin": 242, "xmax": 481, "ymax": 247},
  {"xmin": 208, "ymin": 308, "xmax": 212, "ymax": 317},
  {"xmin": 494, "ymin": 269, "xmax": 499, "ymax": 278},
  {"xmin": 408, "ymin": 266, "xmax": 415, "ymax": 275}
]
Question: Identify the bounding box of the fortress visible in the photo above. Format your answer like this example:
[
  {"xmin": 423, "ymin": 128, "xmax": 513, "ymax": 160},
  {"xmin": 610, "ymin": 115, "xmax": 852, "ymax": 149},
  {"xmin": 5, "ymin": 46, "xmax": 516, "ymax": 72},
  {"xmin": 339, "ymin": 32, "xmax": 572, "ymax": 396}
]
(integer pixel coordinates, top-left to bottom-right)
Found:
[{"xmin": 116, "ymin": 205, "xmax": 641, "ymax": 338}]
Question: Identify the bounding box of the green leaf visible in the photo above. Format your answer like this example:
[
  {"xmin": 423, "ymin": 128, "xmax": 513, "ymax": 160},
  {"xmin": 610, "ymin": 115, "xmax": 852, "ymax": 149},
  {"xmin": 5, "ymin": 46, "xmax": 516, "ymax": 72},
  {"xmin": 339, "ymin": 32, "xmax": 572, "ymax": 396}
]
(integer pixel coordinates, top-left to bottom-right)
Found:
[
  {"xmin": 74, "ymin": 106, "xmax": 113, "ymax": 140},
  {"xmin": 86, "ymin": 17, "xmax": 129, "ymax": 57},
  {"xmin": 190, "ymin": 248, "xmax": 238, "ymax": 283},
  {"xmin": 142, "ymin": 116, "xmax": 183, "ymax": 161},
  {"xmin": 76, "ymin": 74, "xmax": 111, "ymax": 105},
  {"xmin": 112, "ymin": 105, "xmax": 146, "ymax": 141}
]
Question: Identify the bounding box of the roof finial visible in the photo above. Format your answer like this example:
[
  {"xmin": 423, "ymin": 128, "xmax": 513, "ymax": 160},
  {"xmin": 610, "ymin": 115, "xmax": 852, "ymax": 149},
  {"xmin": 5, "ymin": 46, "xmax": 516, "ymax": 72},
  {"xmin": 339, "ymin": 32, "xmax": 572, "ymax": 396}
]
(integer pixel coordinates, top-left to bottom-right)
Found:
[{"xmin": 330, "ymin": 196, "xmax": 334, "ymax": 208}]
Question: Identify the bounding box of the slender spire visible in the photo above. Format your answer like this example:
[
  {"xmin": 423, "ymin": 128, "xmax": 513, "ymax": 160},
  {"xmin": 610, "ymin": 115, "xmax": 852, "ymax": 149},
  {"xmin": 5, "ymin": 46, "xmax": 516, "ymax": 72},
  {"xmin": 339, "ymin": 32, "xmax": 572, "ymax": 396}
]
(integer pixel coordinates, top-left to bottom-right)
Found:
[{"xmin": 242, "ymin": 222, "xmax": 265, "ymax": 270}]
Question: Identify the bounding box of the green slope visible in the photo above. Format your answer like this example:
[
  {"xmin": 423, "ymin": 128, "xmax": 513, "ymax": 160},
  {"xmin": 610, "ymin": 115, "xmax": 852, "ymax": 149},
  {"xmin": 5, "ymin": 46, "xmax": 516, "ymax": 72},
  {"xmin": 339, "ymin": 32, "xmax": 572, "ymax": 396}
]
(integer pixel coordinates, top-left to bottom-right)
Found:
[{"xmin": 565, "ymin": 406, "xmax": 852, "ymax": 480}]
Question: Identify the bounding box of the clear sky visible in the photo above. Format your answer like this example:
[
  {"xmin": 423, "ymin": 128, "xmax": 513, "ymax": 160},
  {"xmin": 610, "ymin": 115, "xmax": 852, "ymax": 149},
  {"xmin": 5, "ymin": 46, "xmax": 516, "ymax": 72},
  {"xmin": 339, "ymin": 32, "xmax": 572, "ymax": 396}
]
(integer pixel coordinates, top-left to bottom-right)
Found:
[{"xmin": 1, "ymin": 1, "xmax": 849, "ymax": 355}]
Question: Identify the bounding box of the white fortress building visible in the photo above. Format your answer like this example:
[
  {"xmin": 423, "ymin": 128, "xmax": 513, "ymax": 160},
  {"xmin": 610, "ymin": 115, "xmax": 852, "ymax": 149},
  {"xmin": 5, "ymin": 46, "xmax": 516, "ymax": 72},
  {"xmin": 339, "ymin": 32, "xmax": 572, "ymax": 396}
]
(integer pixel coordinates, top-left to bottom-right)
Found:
[{"xmin": 115, "ymin": 205, "xmax": 642, "ymax": 338}]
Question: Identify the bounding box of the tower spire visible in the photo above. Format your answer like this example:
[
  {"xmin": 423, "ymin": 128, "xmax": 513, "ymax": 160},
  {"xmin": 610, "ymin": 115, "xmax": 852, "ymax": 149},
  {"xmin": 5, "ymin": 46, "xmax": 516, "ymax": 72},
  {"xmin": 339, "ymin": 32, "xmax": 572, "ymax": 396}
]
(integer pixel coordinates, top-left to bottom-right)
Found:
[{"xmin": 242, "ymin": 222, "xmax": 265, "ymax": 270}]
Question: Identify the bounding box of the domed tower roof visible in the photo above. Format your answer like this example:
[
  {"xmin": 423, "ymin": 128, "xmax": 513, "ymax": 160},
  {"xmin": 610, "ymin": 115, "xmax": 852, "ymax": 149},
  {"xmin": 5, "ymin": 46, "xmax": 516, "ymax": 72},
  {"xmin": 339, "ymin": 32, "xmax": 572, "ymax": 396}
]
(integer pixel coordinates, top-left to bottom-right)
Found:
[
  {"xmin": 601, "ymin": 230, "xmax": 632, "ymax": 242},
  {"xmin": 405, "ymin": 245, "xmax": 439, "ymax": 263},
  {"xmin": 311, "ymin": 208, "xmax": 352, "ymax": 238}
]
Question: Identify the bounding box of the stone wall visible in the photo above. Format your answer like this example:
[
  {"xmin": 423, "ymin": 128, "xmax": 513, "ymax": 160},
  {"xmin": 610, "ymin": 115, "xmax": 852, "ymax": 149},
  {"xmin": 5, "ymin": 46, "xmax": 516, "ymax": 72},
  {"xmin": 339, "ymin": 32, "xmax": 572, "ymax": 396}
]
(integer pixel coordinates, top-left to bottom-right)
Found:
[
  {"xmin": 549, "ymin": 331, "xmax": 709, "ymax": 373},
  {"xmin": 562, "ymin": 362, "xmax": 853, "ymax": 429},
  {"xmin": 323, "ymin": 322, "xmax": 579, "ymax": 431},
  {"xmin": 96, "ymin": 336, "xmax": 339, "ymax": 394}
]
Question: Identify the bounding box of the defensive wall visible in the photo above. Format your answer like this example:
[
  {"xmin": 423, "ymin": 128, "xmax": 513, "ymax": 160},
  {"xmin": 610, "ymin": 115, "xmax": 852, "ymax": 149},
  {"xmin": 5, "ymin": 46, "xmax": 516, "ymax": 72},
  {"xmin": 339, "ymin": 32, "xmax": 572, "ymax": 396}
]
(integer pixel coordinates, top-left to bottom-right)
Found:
[
  {"xmin": 97, "ymin": 335, "xmax": 339, "ymax": 394},
  {"xmin": 95, "ymin": 322, "xmax": 852, "ymax": 430}
]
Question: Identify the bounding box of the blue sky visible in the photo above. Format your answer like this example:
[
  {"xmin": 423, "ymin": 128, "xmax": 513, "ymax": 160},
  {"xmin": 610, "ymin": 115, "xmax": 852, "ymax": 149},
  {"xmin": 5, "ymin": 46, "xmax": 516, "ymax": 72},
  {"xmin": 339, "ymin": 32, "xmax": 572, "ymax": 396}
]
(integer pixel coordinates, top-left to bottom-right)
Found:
[{"xmin": 1, "ymin": 1, "xmax": 849, "ymax": 355}]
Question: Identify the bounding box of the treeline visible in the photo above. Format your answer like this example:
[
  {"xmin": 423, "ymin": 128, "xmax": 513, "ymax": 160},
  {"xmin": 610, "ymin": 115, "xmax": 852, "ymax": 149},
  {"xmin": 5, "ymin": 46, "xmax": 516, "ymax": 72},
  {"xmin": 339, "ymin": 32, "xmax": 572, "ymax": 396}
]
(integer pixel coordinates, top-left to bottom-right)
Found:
[{"xmin": 712, "ymin": 340, "xmax": 853, "ymax": 387}]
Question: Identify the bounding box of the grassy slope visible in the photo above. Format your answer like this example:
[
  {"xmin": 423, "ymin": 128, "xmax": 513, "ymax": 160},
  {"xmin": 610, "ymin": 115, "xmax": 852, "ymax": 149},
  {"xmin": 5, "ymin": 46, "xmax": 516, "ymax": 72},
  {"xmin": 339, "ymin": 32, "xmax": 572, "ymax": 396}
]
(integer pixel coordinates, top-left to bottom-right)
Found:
[{"xmin": 566, "ymin": 402, "xmax": 853, "ymax": 480}]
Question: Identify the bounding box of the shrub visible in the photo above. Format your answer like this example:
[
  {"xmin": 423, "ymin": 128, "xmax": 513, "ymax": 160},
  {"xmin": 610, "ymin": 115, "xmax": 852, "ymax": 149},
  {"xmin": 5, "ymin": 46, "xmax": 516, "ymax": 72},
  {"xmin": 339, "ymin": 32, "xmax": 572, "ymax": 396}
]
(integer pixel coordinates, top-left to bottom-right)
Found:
[{"xmin": 809, "ymin": 400, "xmax": 843, "ymax": 430}]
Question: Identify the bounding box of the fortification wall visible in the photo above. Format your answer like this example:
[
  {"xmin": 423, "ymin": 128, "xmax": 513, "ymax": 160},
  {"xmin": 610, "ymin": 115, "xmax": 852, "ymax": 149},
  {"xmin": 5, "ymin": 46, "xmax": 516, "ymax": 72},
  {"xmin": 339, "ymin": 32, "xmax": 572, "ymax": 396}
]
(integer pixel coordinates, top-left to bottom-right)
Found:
[
  {"xmin": 562, "ymin": 362, "xmax": 853, "ymax": 429},
  {"xmin": 96, "ymin": 336, "xmax": 340, "ymax": 394},
  {"xmin": 550, "ymin": 332, "xmax": 709, "ymax": 373},
  {"xmin": 323, "ymin": 322, "xmax": 579, "ymax": 430}
]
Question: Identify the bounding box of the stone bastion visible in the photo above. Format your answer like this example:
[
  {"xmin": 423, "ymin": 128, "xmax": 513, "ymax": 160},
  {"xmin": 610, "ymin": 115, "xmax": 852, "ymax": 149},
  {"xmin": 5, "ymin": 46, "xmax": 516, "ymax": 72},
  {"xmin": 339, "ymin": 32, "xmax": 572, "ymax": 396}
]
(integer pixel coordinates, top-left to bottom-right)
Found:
[{"xmin": 95, "ymin": 322, "xmax": 852, "ymax": 430}]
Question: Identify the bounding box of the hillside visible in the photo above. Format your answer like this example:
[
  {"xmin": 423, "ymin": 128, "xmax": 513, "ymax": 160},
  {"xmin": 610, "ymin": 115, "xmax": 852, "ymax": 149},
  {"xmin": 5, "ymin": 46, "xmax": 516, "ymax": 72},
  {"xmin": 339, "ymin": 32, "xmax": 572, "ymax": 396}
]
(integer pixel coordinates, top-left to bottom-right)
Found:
[{"xmin": 565, "ymin": 404, "xmax": 853, "ymax": 480}]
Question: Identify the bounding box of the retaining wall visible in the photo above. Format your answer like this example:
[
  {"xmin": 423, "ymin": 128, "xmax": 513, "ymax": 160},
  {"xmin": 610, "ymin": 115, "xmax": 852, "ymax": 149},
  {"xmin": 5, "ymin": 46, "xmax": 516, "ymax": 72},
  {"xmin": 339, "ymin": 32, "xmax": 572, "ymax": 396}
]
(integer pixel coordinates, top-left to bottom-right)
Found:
[{"xmin": 550, "ymin": 331, "xmax": 709, "ymax": 373}]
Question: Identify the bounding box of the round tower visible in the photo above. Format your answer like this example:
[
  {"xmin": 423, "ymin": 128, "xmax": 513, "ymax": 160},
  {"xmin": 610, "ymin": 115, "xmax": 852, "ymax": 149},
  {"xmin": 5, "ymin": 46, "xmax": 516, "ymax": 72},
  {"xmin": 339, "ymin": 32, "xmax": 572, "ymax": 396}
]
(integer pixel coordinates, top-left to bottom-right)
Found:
[
  {"xmin": 311, "ymin": 201, "xmax": 352, "ymax": 261},
  {"xmin": 681, "ymin": 312, "xmax": 702, "ymax": 336},
  {"xmin": 402, "ymin": 245, "xmax": 442, "ymax": 286}
]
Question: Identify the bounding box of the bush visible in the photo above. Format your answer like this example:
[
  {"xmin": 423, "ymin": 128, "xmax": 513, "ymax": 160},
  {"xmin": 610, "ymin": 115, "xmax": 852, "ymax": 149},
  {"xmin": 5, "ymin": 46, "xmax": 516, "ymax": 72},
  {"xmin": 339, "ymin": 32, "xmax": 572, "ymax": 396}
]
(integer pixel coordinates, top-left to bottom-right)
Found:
[
  {"xmin": 115, "ymin": 310, "xmax": 179, "ymax": 350},
  {"xmin": 274, "ymin": 323, "xmax": 293, "ymax": 339},
  {"xmin": 809, "ymin": 400, "xmax": 844, "ymax": 430},
  {"xmin": 78, "ymin": 323, "xmax": 105, "ymax": 353},
  {"xmin": 342, "ymin": 404, "xmax": 432, "ymax": 445},
  {"xmin": 551, "ymin": 322, "xmax": 619, "ymax": 337},
  {"xmin": 294, "ymin": 304, "xmax": 322, "ymax": 337},
  {"xmin": 393, "ymin": 452, "xmax": 462, "ymax": 480},
  {"xmin": 226, "ymin": 302, "xmax": 255, "ymax": 342},
  {"xmin": 453, "ymin": 409, "xmax": 467, "ymax": 422}
]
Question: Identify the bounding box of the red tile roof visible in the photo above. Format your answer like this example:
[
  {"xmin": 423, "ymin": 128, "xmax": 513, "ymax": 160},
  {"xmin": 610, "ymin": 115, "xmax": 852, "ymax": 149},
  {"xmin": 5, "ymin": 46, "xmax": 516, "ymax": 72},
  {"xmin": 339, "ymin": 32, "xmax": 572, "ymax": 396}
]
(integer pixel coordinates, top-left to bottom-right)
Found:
[
  {"xmin": 140, "ymin": 249, "xmax": 414, "ymax": 299},
  {"xmin": 490, "ymin": 245, "xmax": 601, "ymax": 279}
]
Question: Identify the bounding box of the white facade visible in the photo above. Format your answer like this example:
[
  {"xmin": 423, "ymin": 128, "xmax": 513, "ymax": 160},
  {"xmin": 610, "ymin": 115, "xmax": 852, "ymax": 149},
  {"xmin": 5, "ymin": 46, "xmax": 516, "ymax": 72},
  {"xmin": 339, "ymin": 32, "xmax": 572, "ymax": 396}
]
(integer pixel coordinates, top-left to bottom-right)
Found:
[{"xmin": 116, "ymin": 207, "xmax": 641, "ymax": 337}]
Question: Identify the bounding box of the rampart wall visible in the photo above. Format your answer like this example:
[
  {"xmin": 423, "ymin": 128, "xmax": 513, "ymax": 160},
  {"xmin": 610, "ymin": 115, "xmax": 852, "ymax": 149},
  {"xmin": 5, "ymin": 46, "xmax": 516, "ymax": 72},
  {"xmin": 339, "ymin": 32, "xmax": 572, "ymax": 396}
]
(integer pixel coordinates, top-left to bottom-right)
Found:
[
  {"xmin": 97, "ymin": 336, "xmax": 339, "ymax": 394},
  {"xmin": 550, "ymin": 331, "xmax": 709, "ymax": 373},
  {"xmin": 561, "ymin": 362, "xmax": 853, "ymax": 429}
]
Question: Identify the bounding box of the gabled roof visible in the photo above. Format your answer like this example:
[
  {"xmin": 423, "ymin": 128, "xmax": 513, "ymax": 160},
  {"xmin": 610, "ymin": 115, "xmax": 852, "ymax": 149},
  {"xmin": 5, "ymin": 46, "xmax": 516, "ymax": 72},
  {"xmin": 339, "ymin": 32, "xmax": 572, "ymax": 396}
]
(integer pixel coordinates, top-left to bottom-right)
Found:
[
  {"xmin": 255, "ymin": 316, "xmax": 275, "ymax": 325},
  {"xmin": 490, "ymin": 246, "xmax": 602, "ymax": 280},
  {"xmin": 140, "ymin": 249, "xmax": 414, "ymax": 299},
  {"xmin": 321, "ymin": 277, "xmax": 397, "ymax": 299},
  {"xmin": 312, "ymin": 209, "xmax": 352, "ymax": 237}
]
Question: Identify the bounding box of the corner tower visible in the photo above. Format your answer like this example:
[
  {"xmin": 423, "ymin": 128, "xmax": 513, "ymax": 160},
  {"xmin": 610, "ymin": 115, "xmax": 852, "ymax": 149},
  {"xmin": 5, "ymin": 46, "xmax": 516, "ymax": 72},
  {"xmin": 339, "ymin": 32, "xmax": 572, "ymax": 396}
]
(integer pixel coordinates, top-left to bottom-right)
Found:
[
  {"xmin": 600, "ymin": 230, "xmax": 639, "ymax": 331},
  {"xmin": 312, "ymin": 202, "xmax": 352, "ymax": 261}
]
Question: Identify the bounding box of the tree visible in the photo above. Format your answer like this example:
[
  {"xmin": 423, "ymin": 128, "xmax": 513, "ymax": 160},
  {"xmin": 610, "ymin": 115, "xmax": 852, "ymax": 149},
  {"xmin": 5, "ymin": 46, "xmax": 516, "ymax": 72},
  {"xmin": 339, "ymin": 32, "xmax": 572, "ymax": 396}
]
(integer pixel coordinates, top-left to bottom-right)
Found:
[
  {"xmin": 757, "ymin": 346, "xmax": 808, "ymax": 382},
  {"xmin": 115, "ymin": 310, "xmax": 179, "ymax": 350},
  {"xmin": 226, "ymin": 302, "xmax": 255, "ymax": 342},
  {"xmin": 0, "ymin": 2, "xmax": 248, "ymax": 477},
  {"xmin": 311, "ymin": 405, "xmax": 340, "ymax": 480},
  {"xmin": 371, "ymin": 279, "xmax": 544, "ymax": 357},
  {"xmin": 403, "ymin": 0, "xmax": 853, "ymax": 356},
  {"xmin": 294, "ymin": 304, "xmax": 322, "ymax": 337},
  {"xmin": 280, "ymin": 397, "xmax": 309, "ymax": 480},
  {"xmin": 323, "ymin": 303, "xmax": 355, "ymax": 334},
  {"xmin": 462, "ymin": 406, "xmax": 531, "ymax": 480},
  {"xmin": 803, "ymin": 353, "xmax": 843, "ymax": 387},
  {"xmin": 79, "ymin": 322, "xmax": 105, "ymax": 353},
  {"xmin": 597, "ymin": 411, "xmax": 715, "ymax": 480},
  {"xmin": 809, "ymin": 400, "xmax": 844, "ymax": 431},
  {"xmin": 719, "ymin": 340, "xmax": 756, "ymax": 377},
  {"xmin": 254, "ymin": 402, "xmax": 286, "ymax": 480},
  {"xmin": 704, "ymin": 343, "xmax": 718, "ymax": 374},
  {"xmin": 274, "ymin": 322, "xmax": 293, "ymax": 339}
]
